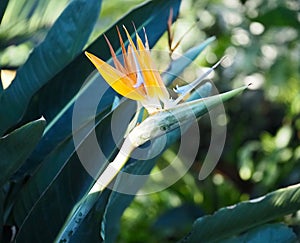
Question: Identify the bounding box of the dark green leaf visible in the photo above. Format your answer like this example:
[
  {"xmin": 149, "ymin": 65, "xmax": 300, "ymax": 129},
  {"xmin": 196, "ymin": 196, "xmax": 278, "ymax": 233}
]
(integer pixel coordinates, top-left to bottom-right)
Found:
[
  {"xmin": 12, "ymin": 100, "xmax": 135, "ymax": 242},
  {"xmin": 68, "ymin": 190, "xmax": 112, "ymax": 243},
  {"xmin": 0, "ymin": 0, "xmax": 102, "ymax": 135},
  {"xmin": 254, "ymin": 6, "xmax": 299, "ymax": 29},
  {"xmin": 0, "ymin": 120, "xmax": 45, "ymax": 186},
  {"xmin": 152, "ymin": 204, "xmax": 204, "ymax": 238},
  {"xmin": 181, "ymin": 183, "xmax": 300, "ymax": 242},
  {"xmin": 13, "ymin": 77, "xmax": 116, "ymax": 179},
  {"xmin": 222, "ymin": 223, "xmax": 297, "ymax": 243}
]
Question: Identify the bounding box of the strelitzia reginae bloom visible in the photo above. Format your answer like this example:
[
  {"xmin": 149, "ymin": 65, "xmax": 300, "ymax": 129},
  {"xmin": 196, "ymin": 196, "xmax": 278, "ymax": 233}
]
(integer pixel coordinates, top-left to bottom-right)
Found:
[
  {"xmin": 85, "ymin": 26, "xmax": 222, "ymax": 115},
  {"xmin": 84, "ymin": 26, "xmax": 245, "ymax": 192},
  {"xmin": 59, "ymin": 27, "xmax": 246, "ymax": 239},
  {"xmin": 57, "ymin": 28, "xmax": 247, "ymax": 239}
]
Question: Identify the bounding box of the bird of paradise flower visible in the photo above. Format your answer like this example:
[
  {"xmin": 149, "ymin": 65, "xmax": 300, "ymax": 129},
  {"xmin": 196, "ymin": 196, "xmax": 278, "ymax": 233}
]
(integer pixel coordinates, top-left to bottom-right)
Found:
[
  {"xmin": 84, "ymin": 26, "xmax": 244, "ymax": 192},
  {"xmin": 85, "ymin": 26, "xmax": 223, "ymax": 114},
  {"xmin": 56, "ymin": 26, "xmax": 248, "ymax": 241}
]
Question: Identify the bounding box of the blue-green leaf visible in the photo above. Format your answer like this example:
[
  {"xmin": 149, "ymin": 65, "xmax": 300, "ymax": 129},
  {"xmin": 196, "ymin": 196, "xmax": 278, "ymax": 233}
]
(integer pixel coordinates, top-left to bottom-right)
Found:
[
  {"xmin": 181, "ymin": 183, "xmax": 300, "ymax": 242},
  {"xmin": 12, "ymin": 100, "xmax": 134, "ymax": 242},
  {"xmin": 0, "ymin": 119, "xmax": 45, "ymax": 186},
  {"xmin": 222, "ymin": 223, "xmax": 297, "ymax": 243}
]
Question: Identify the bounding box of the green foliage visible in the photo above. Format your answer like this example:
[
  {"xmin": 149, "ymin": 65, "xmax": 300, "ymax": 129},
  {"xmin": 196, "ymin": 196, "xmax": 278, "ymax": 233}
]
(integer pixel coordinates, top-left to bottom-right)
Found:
[
  {"xmin": 181, "ymin": 183, "xmax": 300, "ymax": 242},
  {"xmin": 118, "ymin": 0, "xmax": 300, "ymax": 242},
  {"xmin": 222, "ymin": 223, "xmax": 297, "ymax": 243},
  {"xmin": 0, "ymin": 0, "xmax": 299, "ymax": 242},
  {"xmin": 0, "ymin": 0, "xmax": 101, "ymax": 135},
  {"xmin": 0, "ymin": 120, "xmax": 45, "ymax": 186}
]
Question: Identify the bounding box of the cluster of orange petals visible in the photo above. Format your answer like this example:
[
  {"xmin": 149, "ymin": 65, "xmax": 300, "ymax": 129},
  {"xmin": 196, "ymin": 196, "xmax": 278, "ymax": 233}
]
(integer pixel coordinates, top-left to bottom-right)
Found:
[{"xmin": 85, "ymin": 26, "xmax": 169, "ymax": 106}]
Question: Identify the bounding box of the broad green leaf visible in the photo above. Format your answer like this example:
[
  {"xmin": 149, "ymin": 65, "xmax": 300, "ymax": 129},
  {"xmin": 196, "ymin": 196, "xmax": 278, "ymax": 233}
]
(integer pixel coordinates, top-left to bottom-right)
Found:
[
  {"xmin": 152, "ymin": 204, "xmax": 204, "ymax": 238},
  {"xmin": 0, "ymin": 0, "xmax": 102, "ymax": 135},
  {"xmin": 12, "ymin": 100, "xmax": 135, "ymax": 242},
  {"xmin": 14, "ymin": 0, "xmax": 182, "ymax": 180},
  {"xmin": 0, "ymin": 120, "xmax": 45, "ymax": 186},
  {"xmin": 13, "ymin": 77, "xmax": 116, "ymax": 180},
  {"xmin": 68, "ymin": 190, "xmax": 112, "ymax": 243},
  {"xmin": 162, "ymin": 36, "xmax": 216, "ymax": 86},
  {"xmin": 181, "ymin": 183, "xmax": 300, "ymax": 242},
  {"xmin": 253, "ymin": 6, "xmax": 299, "ymax": 30},
  {"xmin": 222, "ymin": 223, "xmax": 297, "ymax": 243}
]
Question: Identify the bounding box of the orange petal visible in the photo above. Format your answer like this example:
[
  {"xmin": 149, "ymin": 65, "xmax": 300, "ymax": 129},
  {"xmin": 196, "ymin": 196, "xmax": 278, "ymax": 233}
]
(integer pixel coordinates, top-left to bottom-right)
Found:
[
  {"xmin": 85, "ymin": 51, "xmax": 145, "ymax": 101},
  {"xmin": 104, "ymin": 35, "xmax": 126, "ymax": 73},
  {"xmin": 135, "ymin": 34, "xmax": 169, "ymax": 99},
  {"xmin": 116, "ymin": 26, "xmax": 130, "ymax": 71}
]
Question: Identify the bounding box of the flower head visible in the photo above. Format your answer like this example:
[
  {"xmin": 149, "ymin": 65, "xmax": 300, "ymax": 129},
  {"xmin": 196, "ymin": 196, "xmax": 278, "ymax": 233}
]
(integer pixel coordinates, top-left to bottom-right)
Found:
[{"xmin": 85, "ymin": 26, "xmax": 222, "ymax": 114}]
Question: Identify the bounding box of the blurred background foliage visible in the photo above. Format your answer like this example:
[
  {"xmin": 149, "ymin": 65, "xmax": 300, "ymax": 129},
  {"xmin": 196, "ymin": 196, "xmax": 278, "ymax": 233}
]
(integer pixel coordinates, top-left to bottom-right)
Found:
[
  {"xmin": 1, "ymin": 0, "xmax": 299, "ymax": 242},
  {"xmin": 114, "ymin": 0, "xmax": 300, "ymax": 242}
]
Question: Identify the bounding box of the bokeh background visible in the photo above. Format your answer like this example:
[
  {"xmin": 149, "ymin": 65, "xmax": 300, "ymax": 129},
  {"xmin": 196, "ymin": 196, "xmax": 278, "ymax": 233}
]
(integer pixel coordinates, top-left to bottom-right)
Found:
[
  {"xmin": 118, "ymin": 0, "xmax": 300, "ymax": 242},
  {"xmin": 1, "ymin": 0, "xmax": 299, "ymax": 242}
]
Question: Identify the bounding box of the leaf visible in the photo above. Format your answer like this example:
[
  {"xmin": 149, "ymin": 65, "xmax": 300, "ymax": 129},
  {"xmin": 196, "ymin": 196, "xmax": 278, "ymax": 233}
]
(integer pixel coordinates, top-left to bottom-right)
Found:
[
  {"xmin": 152, "ymin": 204, "xmax": 204, "ymax": 238},
  {"xmin": 188, "ymin": 82, "xmax": 212, "ymax": 101},
  {"xmin": 180, "ymin": 183, "xmax": 300, "ymax": 242},
  {"xmin": 222, "ymin": 223, "xmax": 297, "ymax": 243},
  {"xmin": 12, "ymin": 100, "xmax": 134, "ymax": 242},
  {"xmin": 68, "ymin": 190, "xmax": 112, "ymax": 243},
  {"xmin": 0, "ymin": 0, "xmax": 102, "ymax": 135},
  {"xmin": 253, "ymin": 6, "xmax": 299, "ymax": 30},
  {"xmin": 0, "ymin": 119, "xmax": 45, "ymax": 186},
  {"xmin": 13, "ymin": 76, "xmax": 117, "ymax": 179},
  {"xmin": 162, "ymin": 36, "xmax": 216, "ymax": 86}
]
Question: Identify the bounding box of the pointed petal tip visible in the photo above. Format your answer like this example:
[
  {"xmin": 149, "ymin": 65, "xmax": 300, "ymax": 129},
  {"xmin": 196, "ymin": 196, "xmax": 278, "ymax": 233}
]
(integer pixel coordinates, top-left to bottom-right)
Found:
[
  {"xmin": 84, "ymin": 51, "xmax": 102, "ymax": 65},
  {"xmin": 84, "ymin": 51, "xmax": 92, "ymax": 59}
]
